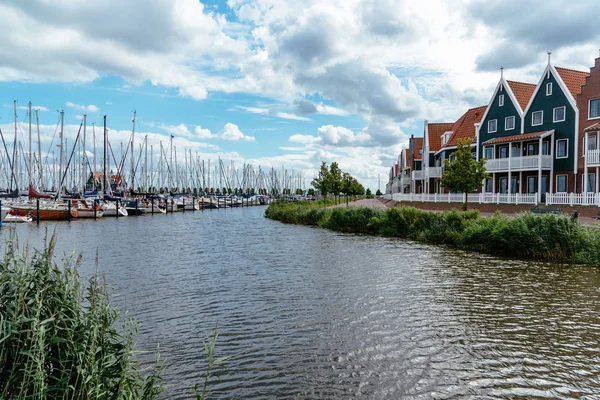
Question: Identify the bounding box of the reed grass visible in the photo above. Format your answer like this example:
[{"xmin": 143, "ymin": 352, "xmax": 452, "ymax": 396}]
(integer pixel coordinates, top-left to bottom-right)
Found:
[
  {"xmin": 265, "ymin": 200, "xmax": 600, "ymax": 265},
  {"xmin": 0, "ymin": 232, "xmax": 164, "ymax": 399}
]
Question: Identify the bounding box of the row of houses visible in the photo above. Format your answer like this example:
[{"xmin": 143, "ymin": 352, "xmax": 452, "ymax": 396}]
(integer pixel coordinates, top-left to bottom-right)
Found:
[{"xmin": 386, "ymin": 53, "xmax": 600, "ymax": 204}]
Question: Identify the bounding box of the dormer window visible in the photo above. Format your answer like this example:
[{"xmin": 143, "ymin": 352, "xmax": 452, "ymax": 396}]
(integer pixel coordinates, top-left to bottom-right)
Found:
[
  {"xmin": 441, "ymin": 131, "xmax": 453, "ymax": 146},
  {"xmin": 499, "ymin": 94, "xmax": 504, "ymax": 106},
  {"xmin": 546, "ymin": 82, "xmax": 552, "ymax": 96},
  {"xmin": 488, "ymin": 119, "xmax": 497, "ymax": 133}
]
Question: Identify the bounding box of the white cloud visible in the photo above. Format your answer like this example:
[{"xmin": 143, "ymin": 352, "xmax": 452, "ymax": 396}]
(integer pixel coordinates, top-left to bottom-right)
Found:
[
  {"xmin": 238, "ymin": 106, "xmax": 311, "ymax": 121},
  {"xmin": 221, "ymin": 123, "xmax": 254, "ymax": 141},
  {"xmin": 194, "ymin": 126, "xmax": 218, "ymax": 139},
  {"xmin": 66, "ymin": 101, "xmax": 100, "ymax": 113},
  {"xmin": 289, "ymin": 134, "xmax": 321, "ymax": 145},
  {"xmin": 18, "ymin": 105, "xmax": 48, "ymax": 112}
]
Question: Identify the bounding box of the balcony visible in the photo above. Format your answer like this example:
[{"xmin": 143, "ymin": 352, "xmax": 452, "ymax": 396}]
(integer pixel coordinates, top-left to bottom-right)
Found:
[
  {"xmin": 426, "ymin": 167, "xmax": 443, "ymax": 178},
  {"xmin": 587, "ymin": 149, "xmax": 600, "ymax": 166},
  {"xmin": 484, "ymin": 155, "xmax": 552, "ymax": 172},
  {"xmin": 400, "ymin": 176, "xmax": 411, "ymax": 186},
  {"xmin": 412, "ymin": 170, "xmax": 423, "ymax": 180}
]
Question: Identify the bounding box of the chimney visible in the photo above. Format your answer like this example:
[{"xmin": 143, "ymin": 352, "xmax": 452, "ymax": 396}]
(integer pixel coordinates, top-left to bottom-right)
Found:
[{"xmin": 547, "ymin": 51, "xmax": 552, "ymax": 65}]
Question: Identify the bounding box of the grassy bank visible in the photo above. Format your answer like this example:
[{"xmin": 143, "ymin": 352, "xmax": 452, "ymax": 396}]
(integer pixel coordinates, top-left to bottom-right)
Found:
[{"xmin": 265, "ymin": 200, "xmax": 600, "ymax": 265}]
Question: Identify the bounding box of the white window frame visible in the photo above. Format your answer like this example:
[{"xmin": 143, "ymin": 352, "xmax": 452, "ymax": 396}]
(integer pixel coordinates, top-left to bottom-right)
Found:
[
  {"xmin": 589, "ymin": 98, "xmax": 600, "ymax": 120},
  {"xmin": 556, "ymin": 138, "xmax": 568, "ymax": 159},
  {"xmin": 485, "ymin": 147, "xmax": 493, "ymax": 159},
  {"xmin": 488, "ymin": 119, "xmax": 497, "ymax": 133},
  {"xmin": 505, "ymin": 116, "xmax": 515, "ymax": 130},
  {"xmin": 499, "ymin": 94, "xmax": 504, "ymax": 107},
  {"xmin": 553, "ymin": 106, "xmax": 566, "ymax": 123},
  {"xmin": 532, "ymin": 110, "xmax": 543, "ymax": 126},
  {"xmin": 556, "ymin": 174, "xmax": 567, "ymax": 193},
  {"xmin": 546, "ymin": 82, "xmax": 552, "ymax": 96}
]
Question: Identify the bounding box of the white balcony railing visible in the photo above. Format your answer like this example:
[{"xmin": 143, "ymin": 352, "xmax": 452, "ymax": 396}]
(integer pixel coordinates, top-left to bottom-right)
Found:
[
  {"xmin": 485, "ymin": 155, "xmax": 553, "ymax": 172},
  {"xmin": 587, "ymin": 149, "xmax": 600, "ymax": 166},
  {"xmin": 412, "ymin": 170, "xmax": 423, "ymax": 180},
  {"xmin": 426, "ymin": 167, "xmax": 443, "ymax": 178},
  {"xmin": 400, "ymin": 176, "xmax": 411, "ymax": 186}
]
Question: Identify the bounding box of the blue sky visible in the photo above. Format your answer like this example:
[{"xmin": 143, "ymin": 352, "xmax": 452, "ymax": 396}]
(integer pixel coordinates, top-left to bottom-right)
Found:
[{"xmin": 1, "ymin": 0, "xmax": 599, "ymax": 190}]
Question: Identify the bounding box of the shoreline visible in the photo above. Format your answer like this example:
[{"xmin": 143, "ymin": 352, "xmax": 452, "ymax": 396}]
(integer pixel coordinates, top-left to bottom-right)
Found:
[{"xmin": 265, "ymin": 199, "xmax": 600, "ymax": 265}]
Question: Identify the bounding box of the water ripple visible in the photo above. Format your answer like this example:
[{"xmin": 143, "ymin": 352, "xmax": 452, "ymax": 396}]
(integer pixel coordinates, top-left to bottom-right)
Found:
[{"xmin": 2, "ymin": 207, "xmax": 600, "ymax": 399}]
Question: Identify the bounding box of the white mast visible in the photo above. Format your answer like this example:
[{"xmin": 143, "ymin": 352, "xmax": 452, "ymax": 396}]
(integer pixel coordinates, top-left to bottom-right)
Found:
[
  {"xmin": 28, "ymin": 101, "xmax": 32, "ymax": 187},
  {"xmin": 130, "ymin": 111, "xmax": 136, "ymax": 191},
  {"xmin": 35, "ymin": 109, "xmax": 42, "ymax": 189},
  {"xmin": 82, "ymin": 114, "xmax": 87, "ymax": 192},
  {"xmin": 59, "ymin": 110, "xmax": 64, "ymax": 192}
]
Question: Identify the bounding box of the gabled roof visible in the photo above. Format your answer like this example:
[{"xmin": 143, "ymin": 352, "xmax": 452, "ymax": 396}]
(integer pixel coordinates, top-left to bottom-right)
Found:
[
  {"xmin": 412, "ymin": 137, "xmax": 423, "ymax": 160},
  {"xmin": 446, "ymin": 106, "xmax": 487, "ymax": 147},
  {"xmin": 427, "ymin": 122, "xmax": 454, "ymax": 152},
  {"xmin": 555, "ymin": 67, "xmax": 589, "ymax": 98},
  {"xmin": 482, "ymin": 130, "xmax": 552, "ymax": 145},
  {"xmin": 506, "ymin": 80, "xmax": 536, "ymax": 111}
]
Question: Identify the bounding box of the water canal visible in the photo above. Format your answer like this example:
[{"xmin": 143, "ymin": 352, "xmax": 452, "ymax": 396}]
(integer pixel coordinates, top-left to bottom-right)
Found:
[{"xmin": 1, "ymin": 206, "xmax": 600, "ymax": 399}]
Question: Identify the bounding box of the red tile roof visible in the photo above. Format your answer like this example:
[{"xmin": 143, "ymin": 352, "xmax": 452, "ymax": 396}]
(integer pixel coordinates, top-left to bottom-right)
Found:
[
  {"xmin": 506, "ymin": 80, "xmax": 536, "ymax": 111},
  {"xmin": 482, "ymin": 130, "xmax": 551, "ymax": 145},
  {"xmin": 427, "ymin": 122, "xmax": 454, "ymax": 152},
  {"xmin": 555, "ymin": 67, "xmax": 589, "ymax": 98},
  {"xmin": 413, "ymin": 137, "xmax": 423, "ymax": 160},
  {"xmin": 446, "ymin": 106, "xmax": 487, "ymax": 147}
]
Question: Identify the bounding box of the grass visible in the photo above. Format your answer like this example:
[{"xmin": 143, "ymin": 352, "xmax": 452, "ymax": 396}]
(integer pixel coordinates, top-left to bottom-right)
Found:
[
  {"xmin": 0, "ymin": 232, "xmax": 228, "ymax": 399},
  {"xmin": 265, "ymin": 200, "xmax": 600, "ymax": 265}
]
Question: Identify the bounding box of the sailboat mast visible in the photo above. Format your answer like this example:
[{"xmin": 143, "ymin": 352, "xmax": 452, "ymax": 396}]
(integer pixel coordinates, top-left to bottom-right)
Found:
[
  {"xmin": 82, "ymin": 114, "xmax": 87, "ymax": 192},
  {"xmin": 35, "ymin": 109, "xmax": 42, "ymax": 189},
  {"xmin": 28, "ymin": 101, "xmax": 32, "ymax": 187},
  {"xmin": 130, "ymin": 111, "xmax": 136, "ymax": 192},
  {"xmin": 12, "ymin": 101, "xmax": 18, "ymax": 191},
  {"xmin": 92, "ymin": 122, "xmax": 97, "ymax": 185},
  {"xmin": 103, "ymin": 115, "xmax": 107, "ymax": 193},
  {"xmin": 59, "ymin": 110, "xmax": 64, "ymax": 192},
  {"xmin": 144, "ymin": 135, "xmax": 148, "ymax": 191}
]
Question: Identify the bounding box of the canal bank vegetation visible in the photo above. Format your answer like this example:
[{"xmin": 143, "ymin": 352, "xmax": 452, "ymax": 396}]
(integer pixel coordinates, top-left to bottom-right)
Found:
[
  {"xmin": 0, "ymin": 233, "xmax": 225, "ymax": 399},
  {"xmin": 311, "ymin": 162, "xmax": 366, "ymax": 205},
  {"xmin": 265, "ymin": 201, "xmax": 600, "ymax": 264}
]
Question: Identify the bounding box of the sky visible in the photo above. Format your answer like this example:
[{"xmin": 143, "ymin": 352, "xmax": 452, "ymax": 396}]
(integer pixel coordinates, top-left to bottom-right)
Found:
[{"xmin": 1, "ymin": 0, "xmax": 599, "ymax": 191}]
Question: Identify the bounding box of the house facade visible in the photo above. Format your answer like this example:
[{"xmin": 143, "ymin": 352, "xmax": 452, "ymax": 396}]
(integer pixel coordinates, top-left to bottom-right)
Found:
[{"xmin": 579, "ymin": 55, "xmax": 600, "ymax": 193}]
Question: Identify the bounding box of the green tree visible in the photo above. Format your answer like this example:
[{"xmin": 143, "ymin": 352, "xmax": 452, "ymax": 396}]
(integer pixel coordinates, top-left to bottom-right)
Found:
[
  {"xmin": 307, "ymin": 188, "xmax": 315, "ymax": 196},
  {"xmin": 366, "ymin": 188, "xmax": 372, "ymax": 197},
  {"xmin": 441, "ymin": 139, "xmax": 488, "ymax": 210},
  {"xmin": 311, "ymin": 161, "xmax": 331, "ymax": 199},
  {"xmin": 329, "ymin": 162, "xmax": 343, "ymax": 204},
  {"xmin": 375, "ymin": 189, "xmax": 382, "ymax": 196}
]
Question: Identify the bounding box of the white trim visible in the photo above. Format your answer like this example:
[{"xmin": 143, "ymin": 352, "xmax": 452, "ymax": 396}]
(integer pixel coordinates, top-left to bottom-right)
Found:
[
  {"xmin": 553, "ymin": 106, "xmax": 566, "ymax": 123},
  {"xmin": 478, "ymin": 77, "xmax": 528, "ymax": 144},
  {"xmin": 546, "ymin": 82, "xmax": 552, "ymax": 96},
  {"xmin": 488, "ymin": 119, "xmax": 497, "ymax": 133},
  {"xmin": 589, "ymin": 98, "xmax": 600, "ymax": 120},
  {"xmin": 556, "ymin": 138, "xmax": 568, "ymax": 159},
  {"xmin": 499, "ymin": 94, "xmax": 504, "ymax": 106},
  {"xmin": 505, "ymin": 115, "xmax": 515, "ymax": 130},
  {"xmin": 532, "ymin": 110, "xmax": 543, "ymax": 126},
  {"xmin": 555, "ymin": 174, "xmax": 568, "ymax": 193}
]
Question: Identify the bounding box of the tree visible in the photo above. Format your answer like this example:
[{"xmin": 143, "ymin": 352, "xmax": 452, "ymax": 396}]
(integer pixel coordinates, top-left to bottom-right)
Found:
[
  {"xmin": 366, "ymin": 188, "xmax": 372, "ymax": 197},
  {"xmin": 375, "ymin": 189, "xmax": 382, "ymax": 196},
  {"xmin": 311, "ymin": 162, "xmax": 331, "ymax": 199},
  {"xmin": 307, "ymin": 188, "xmax": 315, "ymax": 197},
  {"xmin": 441, "ymin": 139, "xmax": 488, "ymax": 210},
  {"xmin": 329, "ymin": 162, "xmax": 343, "ymax": 204}
]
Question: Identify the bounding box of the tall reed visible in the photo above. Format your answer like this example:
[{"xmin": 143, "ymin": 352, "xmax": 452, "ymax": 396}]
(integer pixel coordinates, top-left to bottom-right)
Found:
[{"xmin": 0, "ymin": 232, "xmax": 164, "ymax": 399}]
